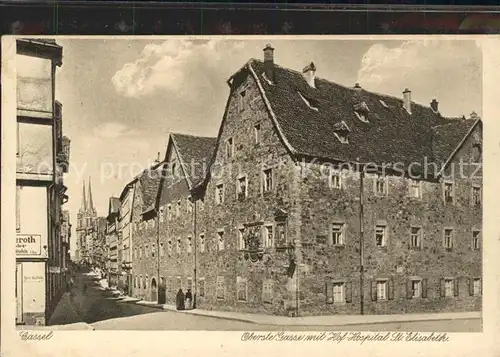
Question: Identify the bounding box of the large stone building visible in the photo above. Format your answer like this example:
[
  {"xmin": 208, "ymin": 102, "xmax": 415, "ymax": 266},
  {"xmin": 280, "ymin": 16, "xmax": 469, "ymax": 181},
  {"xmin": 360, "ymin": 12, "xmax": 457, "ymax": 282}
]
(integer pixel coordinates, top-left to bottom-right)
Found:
[
  {"xmin": 128, "ymin": 44, "xmax": 482, "ymax": 316},
  {"xmin": 15, "ymin": 39, "xmax": 71, "ymax": 325}
]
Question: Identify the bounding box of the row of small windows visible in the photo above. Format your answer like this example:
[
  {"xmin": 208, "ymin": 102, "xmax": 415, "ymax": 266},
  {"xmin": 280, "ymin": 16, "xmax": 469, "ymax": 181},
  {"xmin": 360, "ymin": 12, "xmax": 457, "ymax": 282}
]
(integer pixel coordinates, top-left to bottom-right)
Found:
[
  {"xmin": 134, "ymin": 223, "xmax": 287, "ymax": 259},
  {"xmin": 326, "ymin": 277, "xmax": 481, "ymax": 304},
  {"xmin": 328, "ymin": 223, "xmax": 481, "ymax": 250}
]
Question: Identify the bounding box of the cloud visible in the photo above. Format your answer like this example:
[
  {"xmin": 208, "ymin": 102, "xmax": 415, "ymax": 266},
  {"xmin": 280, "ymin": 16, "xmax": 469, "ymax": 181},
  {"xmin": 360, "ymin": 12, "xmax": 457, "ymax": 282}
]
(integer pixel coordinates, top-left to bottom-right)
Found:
[
  {"xmin": 92, "ymin": 121, "xmax": 138, "ymax": 139},
  {"xmin": 112, "ymin": 39, "xmax": 247, "ymax": 98},
  {"xmin": 357, "ymin": 40, "xmax": 482, "ymax": 117}
]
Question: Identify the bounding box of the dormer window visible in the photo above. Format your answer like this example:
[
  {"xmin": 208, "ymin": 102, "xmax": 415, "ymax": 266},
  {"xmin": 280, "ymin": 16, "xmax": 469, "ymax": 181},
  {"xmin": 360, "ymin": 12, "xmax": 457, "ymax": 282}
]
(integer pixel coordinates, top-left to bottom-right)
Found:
[
  {"xmin": 333, "ymin": 121, "xmax": 350, "ymax": 144},
  {"xmin": 353, "ymin": 102, "xmax": 370, "ymax": 123},
  {"xmin": 379, "ymin": 100, "xmax": 389, "ymax": 109},
  {"xmin": 297, "ymin": 92, "xmax": 318, "ymax": 112}
]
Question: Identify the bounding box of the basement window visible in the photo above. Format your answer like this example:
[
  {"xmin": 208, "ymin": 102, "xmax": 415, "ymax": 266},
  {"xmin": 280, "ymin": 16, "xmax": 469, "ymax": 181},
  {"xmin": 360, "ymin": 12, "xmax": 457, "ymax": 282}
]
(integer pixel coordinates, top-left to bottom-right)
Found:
[{"xmin": 297, "ymin": 91, "xmax": 319, "ymax": 112}]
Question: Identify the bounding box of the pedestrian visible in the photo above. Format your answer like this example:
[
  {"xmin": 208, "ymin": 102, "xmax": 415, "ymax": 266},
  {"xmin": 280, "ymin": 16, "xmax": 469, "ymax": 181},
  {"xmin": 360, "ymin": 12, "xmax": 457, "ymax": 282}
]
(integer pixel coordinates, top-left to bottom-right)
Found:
[
  {"xmin": 176, "ymin": 288, "xmax": 185, "ymax": 310},
  {"xmin": 185, "ymin": 288, "xmax": 193, "ymax": 310}
]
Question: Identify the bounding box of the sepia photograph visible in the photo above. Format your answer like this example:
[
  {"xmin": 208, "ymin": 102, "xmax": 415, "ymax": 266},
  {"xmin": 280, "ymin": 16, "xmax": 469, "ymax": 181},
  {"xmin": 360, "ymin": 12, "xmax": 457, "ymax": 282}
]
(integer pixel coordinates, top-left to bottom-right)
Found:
[{"xmin": 7, "ymin": 37, "xmax": 484, "ymax": 334}]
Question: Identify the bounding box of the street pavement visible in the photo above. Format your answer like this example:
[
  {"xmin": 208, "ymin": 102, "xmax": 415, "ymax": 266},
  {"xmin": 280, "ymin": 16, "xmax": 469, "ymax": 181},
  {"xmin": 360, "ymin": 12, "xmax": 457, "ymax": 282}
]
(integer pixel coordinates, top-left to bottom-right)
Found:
[{"xmin": 46, "ymin": 271, "xmax": 481, "ymax": 332}]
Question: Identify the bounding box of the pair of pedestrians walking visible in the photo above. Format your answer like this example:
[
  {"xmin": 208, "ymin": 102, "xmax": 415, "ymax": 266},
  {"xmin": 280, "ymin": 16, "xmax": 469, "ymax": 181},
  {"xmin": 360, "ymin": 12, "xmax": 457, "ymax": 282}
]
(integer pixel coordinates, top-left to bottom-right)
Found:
[{"xmin": 176, "ymin": 288, "xmax": 193, "ymax": 310}]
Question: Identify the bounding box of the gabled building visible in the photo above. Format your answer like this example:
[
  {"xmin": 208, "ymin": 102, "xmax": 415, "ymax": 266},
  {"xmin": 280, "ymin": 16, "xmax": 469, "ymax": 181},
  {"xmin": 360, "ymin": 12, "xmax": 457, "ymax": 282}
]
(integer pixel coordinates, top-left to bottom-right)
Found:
[
  {"xmin": 75, "ymin": 178, "xmax": 97, "ymax": 265},
  {"xmin": 105, "ymin": 197, "xmax": 121, "ymax": 288},
  {"xmin": 128, "ymin": 44, "xmax": 481, "ymax": 317}
]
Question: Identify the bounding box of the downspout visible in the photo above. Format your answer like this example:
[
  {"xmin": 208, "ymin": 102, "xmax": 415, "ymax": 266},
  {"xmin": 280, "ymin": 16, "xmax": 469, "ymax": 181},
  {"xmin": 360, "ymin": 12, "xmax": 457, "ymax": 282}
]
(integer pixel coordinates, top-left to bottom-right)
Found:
[
  {"xmin": 358, "ymin": 160, "xmax": 365, "ymax": 315},
  {"xmin": 156, "ymin": 208, "xmax": 160, "ymax": 302},
  {"xmin": 193, "ymin": 191, "xmax": 197, "ymax": 309}
]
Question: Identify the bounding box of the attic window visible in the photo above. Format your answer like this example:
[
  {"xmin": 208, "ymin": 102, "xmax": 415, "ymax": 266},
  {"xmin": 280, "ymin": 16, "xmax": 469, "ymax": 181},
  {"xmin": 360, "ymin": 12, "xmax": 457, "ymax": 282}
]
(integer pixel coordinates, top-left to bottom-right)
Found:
[
  {"xmin": 379, "ymin": 100, "xmax": 389, "ymax": 109},
  {"xmin": 297, "ymin": 92, "xmax": 319, "ymax": 112},
  {"xmin": 332, "ymin": 121, "xmax": 350, "ymax": 144},
  {"xmin": 353, "ymin": 101, "xmax": 370, "ymax": 123}
]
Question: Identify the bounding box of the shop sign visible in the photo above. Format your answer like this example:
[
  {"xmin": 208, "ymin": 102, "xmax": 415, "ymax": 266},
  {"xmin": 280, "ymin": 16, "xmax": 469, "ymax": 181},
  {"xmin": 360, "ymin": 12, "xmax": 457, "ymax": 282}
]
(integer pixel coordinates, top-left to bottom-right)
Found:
[{"xmin": 16, "ymin": 234, "xmax": 43, "ymax": 257}]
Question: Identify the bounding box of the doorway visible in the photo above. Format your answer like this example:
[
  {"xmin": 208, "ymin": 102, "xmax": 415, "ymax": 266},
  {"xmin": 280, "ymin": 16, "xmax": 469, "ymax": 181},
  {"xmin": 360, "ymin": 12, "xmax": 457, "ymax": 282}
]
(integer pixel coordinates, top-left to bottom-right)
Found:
[
  {"xmin": 16, "ymin": 263, "xmax": 23, "ymax": 323},
  {"xmin": 158, "ymin": 277, "xmax": 166, "ymax": 304},
  {"xmin": 151, "ymin": 278, "xmax": 157, "ymax": 302}
]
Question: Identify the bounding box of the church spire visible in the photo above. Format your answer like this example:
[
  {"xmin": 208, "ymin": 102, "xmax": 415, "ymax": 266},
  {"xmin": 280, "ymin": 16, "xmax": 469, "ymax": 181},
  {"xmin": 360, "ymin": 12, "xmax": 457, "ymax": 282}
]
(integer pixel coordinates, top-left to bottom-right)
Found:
[
  {"xmin": 88, "ymin": 176, "xmax": 95, "ymax": 213},
  {"xmin": 80, "ymin": 180, "xmax": 87, "ymax": 212}
]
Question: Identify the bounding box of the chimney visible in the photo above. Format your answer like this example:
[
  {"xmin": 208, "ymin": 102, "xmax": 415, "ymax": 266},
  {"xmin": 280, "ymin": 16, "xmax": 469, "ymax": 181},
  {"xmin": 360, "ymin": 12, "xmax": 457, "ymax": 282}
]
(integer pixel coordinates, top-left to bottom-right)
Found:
[
  {"xmin": 263, "ymin": 44, "xmax": 275, "ymax": 83},
  {"xmin": 403, "ymin": 88, "xmax": 412, "ymax": 114},
  {"xmin": 354, "ymin": 83, "xmax": 362, "ymax": 91},
  {"xmin": 302, "ymin": 62, "xmax": 316, "ymax": 88},
  {"xmin": 430, "ymin": 99, "xmax": 439, "ymax": 113}
]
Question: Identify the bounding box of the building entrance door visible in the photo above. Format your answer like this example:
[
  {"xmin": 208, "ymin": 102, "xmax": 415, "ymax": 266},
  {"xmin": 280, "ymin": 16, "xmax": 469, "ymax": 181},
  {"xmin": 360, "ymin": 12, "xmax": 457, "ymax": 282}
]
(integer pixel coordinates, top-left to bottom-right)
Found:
[
  {"xmin": 151, "ymin": 278, "xmax": 157, "ymax": 302},
  {"xmin": 158, "ymin": 277, "xmax": 166, "ymax": 304},
  {"xmin": 16, "ymin": 262, "xmax": 23, "ymax": 323}
]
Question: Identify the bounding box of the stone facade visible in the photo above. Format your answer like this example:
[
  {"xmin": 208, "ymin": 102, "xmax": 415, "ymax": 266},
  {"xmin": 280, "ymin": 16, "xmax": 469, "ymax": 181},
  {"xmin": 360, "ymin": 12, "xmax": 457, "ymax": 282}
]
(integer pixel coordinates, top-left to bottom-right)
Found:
[{"xmin": 120, "ymin": 54, "xmax": 482, "ymax": 317}]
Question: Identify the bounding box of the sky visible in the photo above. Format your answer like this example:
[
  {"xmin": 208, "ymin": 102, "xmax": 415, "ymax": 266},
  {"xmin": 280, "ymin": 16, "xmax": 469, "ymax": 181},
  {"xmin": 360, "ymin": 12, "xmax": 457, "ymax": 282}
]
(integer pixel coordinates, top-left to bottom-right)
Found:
[{"xmin": 54, "ymin": 38, "xmax": 482, "ymax": 254}]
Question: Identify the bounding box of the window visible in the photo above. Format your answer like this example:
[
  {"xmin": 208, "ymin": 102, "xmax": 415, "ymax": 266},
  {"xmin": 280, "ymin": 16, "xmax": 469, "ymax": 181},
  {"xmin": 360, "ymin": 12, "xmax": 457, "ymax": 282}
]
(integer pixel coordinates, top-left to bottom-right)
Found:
[
  {"xmin": 216, "ymin": 276, "xmax": 225, "ymax": 299},
  {"xmin": 262, "ymin": 281, "xmax": 274, "ymax": 303},
  {"xmin": 410, "ymin": 279, "xmax": 422, "ymax": 298},
  {"xmin": 139, "ymin": 246, "xmax": 143, "ymax": 258},
  {"xmin": 145, "ymin": 244, "xmax": 149, "ymax": 258},
  {"xmin": 237, "ymin": 176, "xmax": 248, "ymax": 199},
  {"xmin": 354, "ymin": 111, "xmax": 368, "ymax": 123},
  {"xmin": 276, "ymin": 222, "xmax": 287, "ymax": 247},
  {"xmin": 187, "ymin": 236, "xmax": 192, "ymax": 254},
  {"xmin": 263, "ymin": 225, "xmax": 274, "ymax": 248},
  {"xmin": 333, "ymin": 282, "xmax": 345, "ymax": 303},
  {"xmin": 472, "ymin": 144, "xmax": 482, "ymax": 162},
  {"xmin": 471, "ymin": 278, "xmax": 481, "ymax": 296},
  {"xmin": 167, "ymin": 240, "xmax": 172, "ymax": 254},
  {"xmin": 176, "ymin": 238, "xmax": 181, "ymax": 254},
  {"xmin": 215, "ymin": 184, "xmax": 224, "ymax": 204},
  {"xmin": 226, "ymin": 137, "xmax": 234, "ymax": 159},
  {"xmin": 176, "ymin": 200, "xmax": 181, "ymax": 217},
  {"xmin": 443, "ymin": 181, "xmax": 454, "ymax": 203},
  {"xmin": 160, "ymin": 243, "xmax": 165, "ymax": 257},
  {"xmin": 263, "ymin": 168, "xmax": 273, "ymax": 192},
  {"xmin": 237, "ymin": 277, "xmax": 247, "ymax": 301},
  {"xmin": 199, "ymin": 234, "xmax": 205, "ymax": 253},
  {"xmin": 217, "ymin": 231, "xmax": 225, "ymax": 251},
  {"xmin": 254, "ymin": 123, "xmax": 261, "ymax": 144},
  {"xmin": 379, "ymin": 99, "xmax": 389, "ymax": 108},
  {"xmin": 443, "ymin": 278, "xmax": 454, "ymax": 297},
  {"xmin": 472, "ymin": 185, "xmax": 481, "ymax": 206},
  {"xmin": 472, "ymin": 230, "xmax": 481, "ymax": 250},
  {"xmin": 330, "ymin": 223, "xmax": 345, "ymax": 246},
  {"xmin": 145, "ymin": 276, "xmax": 149, "ymax": 289},
  {"xmin": 198, "ymin": 279, "xmax": 205, "ymax": 297},
  {"xmin": 443, "ymin": 228, "xmax": 453, "ymax": 249},
  {"xmin": 410, "ymin": 227, "xmax": 422, "ymax": 249},
  {"xmin": 238, "ymin": 228, "xmax": 246, "ymax": 250},
  {"xmin": 238, "ymin": 90, "xmax": 246, "ymax": 112},
  {"xmin": 329, "ymin": 170, "xmax": 342, "ymax": 189},
  {"xmin": 187, "ymin": 196, "xmax": 193, "ymax": 214},
  {"xmin": 167, "ymin": 204, "xmax": 172, "ymax": 221},
  {"xmin": 376, "ymin": 281, "xmax": 387, "ymax": 300},
  {"xmin": 375, "ymin": 224, "xmax": 386, "ymax": 247},
  {"xmin": 409, "ymin": 179, "xmax": 421, "ymax": 198},
  {"xmin": 375, "ymin": 174, "xmax": 387, "ymax": 195},
  {"xmin": 151, "ymin": 243, "xmax": 156, "ymax": 257},
  {"xmin": 134, "ymin": 276, "xmax": 137, "ymax": 289},
  {"xmin": 140, "ymin": 276, "xmax": 143, "ymax": 289}
]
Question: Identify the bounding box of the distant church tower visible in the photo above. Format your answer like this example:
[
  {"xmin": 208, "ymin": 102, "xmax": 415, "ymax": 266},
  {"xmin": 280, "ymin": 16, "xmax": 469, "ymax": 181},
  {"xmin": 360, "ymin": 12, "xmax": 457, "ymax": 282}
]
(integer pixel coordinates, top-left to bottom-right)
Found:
[{"xmin": 76, "ymin": 177, "xmax": 98, "ymax": 263}]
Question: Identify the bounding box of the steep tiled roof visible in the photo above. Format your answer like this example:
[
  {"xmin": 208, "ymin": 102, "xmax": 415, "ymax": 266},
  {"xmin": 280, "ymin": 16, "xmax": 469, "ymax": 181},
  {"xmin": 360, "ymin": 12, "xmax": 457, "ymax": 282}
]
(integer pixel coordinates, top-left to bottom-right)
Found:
[
  {"xmin": 171, "ymin": 133, "xmax": 217, "ymax": 187},
  {"xmin": 248, "ymin": 59, "xmax": 478, "ymax": 172},
  {"xmin": 138, "ymin": 164, "xmax": 163, "ymax": 214}
]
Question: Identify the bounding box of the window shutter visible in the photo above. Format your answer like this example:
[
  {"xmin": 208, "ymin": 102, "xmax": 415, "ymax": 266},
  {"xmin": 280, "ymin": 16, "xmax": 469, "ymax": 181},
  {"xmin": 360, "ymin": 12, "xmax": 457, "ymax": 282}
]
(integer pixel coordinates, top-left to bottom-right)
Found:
[
  {"xmin": 468, "ymin": 278, "xmax": 473, "ymax": 296},
  {"xmin": 371, "ymin": 280, "xmax": 377, "ymax": 301},
  {"xmin": 406, "ymin": 279, "xmax": 413, "ymax": 299},
  {"xmin": 454, "ymin": 278, "xmax": 459, "ymax": 297},
  {"xmin": 422, "ymin": 278, "xmax": 428, "ymax": 298},
  {"xmin": 440, "ymin": 278, "xmax": 445, "ymax": 297},
  {"xmin": 388, "ymin": 278, "xmax": 394, "ymax": 300},
  {"xmin": 325, "ymin": 281, "xmax": 333, "ymax": 304},
  {"xmin": 345, "ymin": 281, "xmax": 352, "ymax": 303}
]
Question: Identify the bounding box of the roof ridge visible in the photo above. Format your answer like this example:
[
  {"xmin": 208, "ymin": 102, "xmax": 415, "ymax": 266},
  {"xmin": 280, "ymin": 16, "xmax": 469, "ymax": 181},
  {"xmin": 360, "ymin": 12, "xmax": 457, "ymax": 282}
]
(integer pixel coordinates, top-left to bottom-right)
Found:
[
  {"xmin": 250, "ymin": 58, "xmax": 456, "ymax": 119},
  {"xmin": 170, "ymin": 132, "xmax": 217, "ymax": 140}
]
